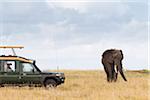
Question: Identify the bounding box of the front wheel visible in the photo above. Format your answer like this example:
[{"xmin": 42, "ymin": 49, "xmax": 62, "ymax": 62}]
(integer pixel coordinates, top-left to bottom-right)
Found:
[{"xmin": 44, "ymin": 79, "xmax": 57, "ymax": 88}]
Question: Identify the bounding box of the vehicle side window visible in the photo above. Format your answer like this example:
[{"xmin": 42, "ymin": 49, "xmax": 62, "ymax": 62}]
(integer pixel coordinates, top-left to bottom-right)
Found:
[
  {"xmin": 22, "ymin": 63, "xmax": 37, "ymax": 73},
  {"xmin": 0, "ymin": 61, "xmax": 16, "ymax": 72}
]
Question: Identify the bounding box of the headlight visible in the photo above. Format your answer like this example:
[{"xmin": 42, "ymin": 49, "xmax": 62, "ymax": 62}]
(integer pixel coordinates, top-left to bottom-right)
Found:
[
  {"xmin": 56, "ymin": 73, "xmax": 64, "ymax": 77},
  {"xmin": 56, "ymin": 73, "xmax": 61, "ymax": 76}
]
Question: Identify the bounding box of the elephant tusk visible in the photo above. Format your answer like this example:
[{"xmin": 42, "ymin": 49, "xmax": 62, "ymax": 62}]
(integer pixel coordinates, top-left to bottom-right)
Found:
[{"xmin": 114, "ymin": 65, "xmax": 118, "ymax": 73}]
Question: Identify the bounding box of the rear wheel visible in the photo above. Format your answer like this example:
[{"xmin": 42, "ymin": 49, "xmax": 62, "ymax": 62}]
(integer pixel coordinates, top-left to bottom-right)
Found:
[{"xmin": 44, "ymin": 79, "xmax": 57, "ymax": 88}]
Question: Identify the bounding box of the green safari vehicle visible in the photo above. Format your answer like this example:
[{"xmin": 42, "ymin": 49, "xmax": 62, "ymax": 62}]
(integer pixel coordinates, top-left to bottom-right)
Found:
[{"xmin": 0, "ymin": 46, "xmax": 65, "ymax": 87}]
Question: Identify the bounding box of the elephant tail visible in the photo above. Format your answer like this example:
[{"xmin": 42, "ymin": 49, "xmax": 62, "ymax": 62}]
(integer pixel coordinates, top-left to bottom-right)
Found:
[{"xmin": 118, "ymin": 68, "xmax": 127, "ymax": 81}]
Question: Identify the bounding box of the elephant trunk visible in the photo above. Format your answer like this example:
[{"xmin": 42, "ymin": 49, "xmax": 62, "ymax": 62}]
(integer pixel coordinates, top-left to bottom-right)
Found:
[
  {"xmin": 119, "ymin": 69, "xmax": 127, "ymax": 81},
  {"xmin": 116, "ymin": 62, "xmax": 127, "ymax": 81}
]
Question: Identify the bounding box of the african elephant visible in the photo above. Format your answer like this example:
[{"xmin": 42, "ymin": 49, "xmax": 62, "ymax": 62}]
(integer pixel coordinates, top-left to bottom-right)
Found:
[{"xmin": 101, "ymin": 49, "xmax": 127, "ymax": 82}]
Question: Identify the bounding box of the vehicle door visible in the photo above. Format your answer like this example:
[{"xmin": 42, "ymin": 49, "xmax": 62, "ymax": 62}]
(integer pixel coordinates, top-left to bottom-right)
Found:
[
  {"xmin": 20, "ymin": 62, "xmax": 42, "ymax": 84},
  {"xmin": 0, "ymin": 60, "xmax": 20, "ymax": 84}
]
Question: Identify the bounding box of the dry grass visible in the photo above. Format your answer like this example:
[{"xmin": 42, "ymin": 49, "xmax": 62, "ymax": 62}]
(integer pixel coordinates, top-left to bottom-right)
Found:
[{"xmin": 0, "ymin": 70, "xmax": 149, "ymax": 100}]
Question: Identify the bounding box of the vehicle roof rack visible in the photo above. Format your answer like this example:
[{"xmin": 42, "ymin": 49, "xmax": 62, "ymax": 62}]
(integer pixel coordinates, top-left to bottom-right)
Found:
[
  {"xmin": 0, "ymin": 46, "xmax": 24, "ymax": 49},
  {"xmin": 0, "ymin": 45, "xmax": 24, "ymax": 56}
]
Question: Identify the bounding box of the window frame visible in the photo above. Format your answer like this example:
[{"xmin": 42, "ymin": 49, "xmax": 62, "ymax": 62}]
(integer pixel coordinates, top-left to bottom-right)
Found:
[
  {"xmin": 0, "ymin": 60, "xmax": 17, "ymax": 72},
  {"xmin": 21, "ymin": 62, "xmax": 39, "ymax": 73}
]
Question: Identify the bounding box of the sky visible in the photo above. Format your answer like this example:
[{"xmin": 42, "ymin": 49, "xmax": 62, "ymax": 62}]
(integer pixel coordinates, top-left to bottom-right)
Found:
[{"xmin": 0, "ymin": 0, "xmax": 149, "ymax": 70}]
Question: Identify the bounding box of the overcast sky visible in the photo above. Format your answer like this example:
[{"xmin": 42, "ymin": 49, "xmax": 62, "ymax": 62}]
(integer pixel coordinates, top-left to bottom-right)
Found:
[{"xmin": 0, "ymin": 0, "xmax": 149, "ymax": 70}]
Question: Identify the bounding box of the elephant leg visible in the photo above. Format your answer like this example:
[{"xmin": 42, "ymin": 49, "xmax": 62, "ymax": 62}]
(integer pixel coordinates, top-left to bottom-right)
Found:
[
  {"xmin": 113, "ymin": 72, "xmax": 118, "ymax": 82},
  {"xmin": 106, "ymin": 72, "xmax": 109, "ymax": 82},
  {"xmin": 111, "ymin": 64, "xmax": 115, "ymax": 82},
  {"xmin": 105, "ymin": 68, "xmax": 110, "ymax": 82},
  {"xmin": 107, "ymin": 63, "xmax": 113, "ymax": 82},
  {"xmin": 103, "ymin": 64, "xmax": 109, "ymax": 82}
]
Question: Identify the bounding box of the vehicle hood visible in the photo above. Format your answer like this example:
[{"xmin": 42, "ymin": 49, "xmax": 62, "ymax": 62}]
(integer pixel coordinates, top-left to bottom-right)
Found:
[
  {"xmin": 41, "ymin": 72, "xmax": 63, "ymax": 74},
  {"xmin": 41, "ymin": 72, "xmax": 65, "ymax": 77}
]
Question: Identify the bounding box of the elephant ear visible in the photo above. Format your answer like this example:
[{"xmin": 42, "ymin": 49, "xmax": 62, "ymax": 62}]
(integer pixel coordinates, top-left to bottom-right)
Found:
[{"xmin": 120, "ymin": 50, "xmax": 124, "ymax": 59}]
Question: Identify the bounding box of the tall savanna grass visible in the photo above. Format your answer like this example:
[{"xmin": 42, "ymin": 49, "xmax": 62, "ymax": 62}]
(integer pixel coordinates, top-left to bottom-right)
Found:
[{"xmin": 0, "ymin": 70, "xmax": 149, "ymax": 100}]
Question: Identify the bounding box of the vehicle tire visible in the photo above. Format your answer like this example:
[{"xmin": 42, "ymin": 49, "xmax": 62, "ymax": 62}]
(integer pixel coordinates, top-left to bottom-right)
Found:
[
  {"xmin": 0, "ymin": 84, "xmax": 4, "ymax": 87},
  {"xmin": 44, "ymin": 79, "xmax": 57, "ymax": 88}
]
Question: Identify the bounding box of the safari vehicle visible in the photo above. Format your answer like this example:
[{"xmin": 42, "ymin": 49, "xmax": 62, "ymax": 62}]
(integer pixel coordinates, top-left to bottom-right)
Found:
[{"xmin": 0, "ymin": 46, "xmax": 65, "ymax": 87}]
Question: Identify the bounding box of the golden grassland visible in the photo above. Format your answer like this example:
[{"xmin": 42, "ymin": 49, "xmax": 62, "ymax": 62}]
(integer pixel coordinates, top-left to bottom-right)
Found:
[{"xmin": 0, "ymin": 70, "xmax": 149, "ymax": 100}]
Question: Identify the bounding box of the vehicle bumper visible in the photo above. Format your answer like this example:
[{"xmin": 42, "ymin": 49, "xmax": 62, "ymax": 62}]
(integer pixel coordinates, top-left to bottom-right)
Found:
[{"xmin": 57, "ymin": 77, "xmax": 65, "ymax": 85}]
